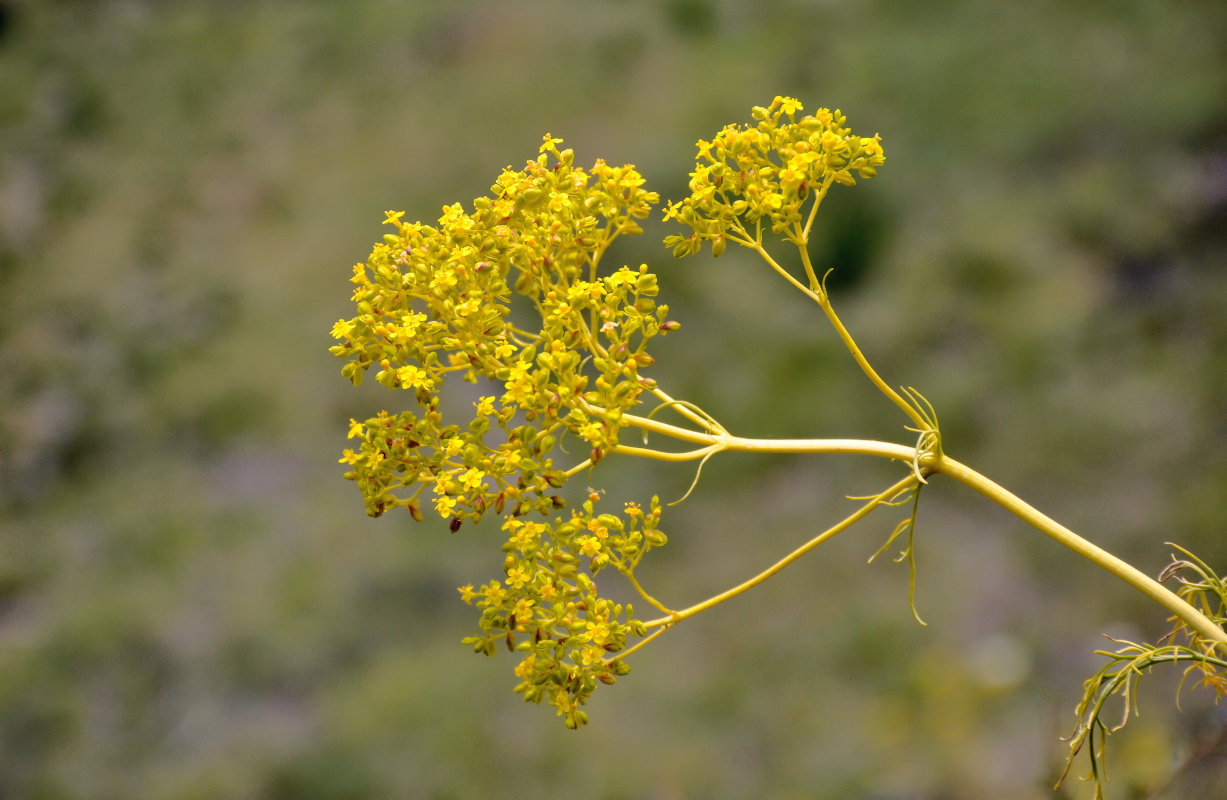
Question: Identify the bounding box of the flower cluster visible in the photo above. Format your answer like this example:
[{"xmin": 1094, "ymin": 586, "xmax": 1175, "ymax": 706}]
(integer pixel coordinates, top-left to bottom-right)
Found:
[
  {"xmin": 460, "ymin": 491, "xmax": 667, "ymax": 728},
  {"xmin": 331, "ymin": 134, "xmax": 673, "ymax": 523},
  {"xmin": 331, "ymin": 134, "xmax": 677, "ymax": 725},
  {"xmin": 665, "ymin": 96, "xmax": 885, "ymax": 255}
]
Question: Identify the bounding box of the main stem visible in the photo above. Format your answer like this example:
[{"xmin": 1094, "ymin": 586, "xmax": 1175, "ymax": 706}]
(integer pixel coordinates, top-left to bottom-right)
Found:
[{"xmin": 931, "ymin": 454, "xmax": 1227, "ymax": 648}]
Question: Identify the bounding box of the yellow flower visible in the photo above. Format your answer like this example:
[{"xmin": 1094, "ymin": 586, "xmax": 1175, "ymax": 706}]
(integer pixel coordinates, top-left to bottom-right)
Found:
[
  {"xmin": 346, "ymin": 419, "xmax": 364, "ymax": 439},
  {"xmin": 578, "ymin": 535, "xmax": 602, "ymax": 559},
  {"xmin": 396, "ymin": 365, "xmax": 435, "ymax": 390},
  {"xmin": 455, "ymin": 296, "xmax": 482, "ymax": 317},
  {"xmin": 586, "ymin": 518, "xmax": 609, "ymax": 540},
  {"xmin": 503, "ymin": 362, "xmax": 535, "ymax": 404},
  {"xmin": 777, "ymin": 96, "xmax": 803, "ymax": 117},
  {"xmin": 509, "ymin": 523, "xmax": 539, "ymax": 552},
  {"xmin": 429, "ymin": 269, "xmax": 458, "ymax": 294},
  {"xmin": 514, "ymin": 654, "xmax": 537, "ymax": 680},
  {"xmin": 482, "ymin": 581, "xmax": 506, "ymax": 606},
  {"xmin": 585, "ymin": 617, "xmax": 613, "ymax": 646},
  {"xmin": 506, "ymin": 566, "xmax": 530, "ymax": 589},
  {"xmin": 501, "ymin": 448, "xmax": 523, "ymax": 470},
  {"xmin": 580, "ymin": 644, "xmax": 606, "ymax": 666},
  {"xmin": 458, "ymin": 468, "xmax": 485, "ymax": 492},
  {"xmin": 330, "ymin": 319, "xmax": 354, "ymax": 340},
  {"xmin": 435, "ymin": 494, "xmax": 458, "ymax": 518},
  {"xmin": 512, "ymin": 598, "xmax": 535, "ymax": 630},
  {"xmin": 779, "ymin": 166, "xmax": 806, "ymax": 192},
  {"xmin": 474, "ymin": 396, "xmax": 496, "ymax": 416}
]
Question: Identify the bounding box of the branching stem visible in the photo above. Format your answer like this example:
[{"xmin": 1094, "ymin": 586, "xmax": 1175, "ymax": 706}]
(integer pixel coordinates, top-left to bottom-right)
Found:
[{"xmin": 605, "ymin": 414, "xmax": 1227, "ymax": 650}]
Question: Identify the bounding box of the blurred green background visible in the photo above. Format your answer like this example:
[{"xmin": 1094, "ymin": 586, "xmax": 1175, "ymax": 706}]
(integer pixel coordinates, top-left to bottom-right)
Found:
[{"xmin": 2, "ymin": 1, "xmax": 1226, "ymax": 798}]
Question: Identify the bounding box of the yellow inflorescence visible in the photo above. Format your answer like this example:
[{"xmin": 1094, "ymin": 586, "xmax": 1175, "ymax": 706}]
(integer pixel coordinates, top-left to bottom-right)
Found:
[
  {"xmin": 330, "ymin": 133, "xmax": 673, "ymax": 727},
  {"xmin": 665, "ymin": 96, "xmax": 885, "ymax": 255},
  {"xmin": 332, "ymin": 98, "xmax": 883, "ymax": 728}
]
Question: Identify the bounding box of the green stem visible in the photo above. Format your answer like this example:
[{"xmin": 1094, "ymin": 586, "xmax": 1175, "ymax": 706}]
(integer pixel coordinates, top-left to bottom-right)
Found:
[
  {"xmin": 619, "ymin": 413, "xmax": 918, "ymax": 463},
  {"xmin": 737, "ymin": 233, "xmax": 928, "ymax": 431},
  {"xmin": 642, "ymin": 474, "xmax": 919, "ymax": 629},
  {"xmin": 932, "ymin": 454, "xmax": 1227, "ymax": 648},
  {"xmin": 795, "ymin": 245, "xmax": 929, "ymax": 431}
]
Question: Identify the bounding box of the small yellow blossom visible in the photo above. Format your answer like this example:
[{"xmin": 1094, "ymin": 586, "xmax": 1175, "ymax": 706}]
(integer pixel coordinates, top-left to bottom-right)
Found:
[
  {"xmin": 396, "ymin": 364, "xmax": 435, "ymax": 390},
  {"xmin": 514, "ymin": 654, "xmax": 537, "ymax": 680},
  {"xmin": 481, "ymin": 581, "xmax": 506, "ymax": 606},
  {"xmin": 435, "ymin": 494, "xmax": 458, "ymax": 517},
  {"xmin": 585, "ymin": 617, "xmax": 613, "ymax": 647},
  {"xmin": 778, "ymin": 96, "xmax": 802, "ymax": 116},
  {"xmin": 512, "ymin": 598, "xmax": 535, "ymax": 630},
  {"xmin": 506, "ymin": 566, "xmax": 530, "ymax": 589},
  {"xmin": 429, "ymin": 269, "xmax": 458, "ymax": 294},
  {"xmin": 578, "ymin": 535, "xmax": 602, "ymax": 559},
  {"xmin": 458, "ymin": 468, "xmax": 485, "ymax": 492},
  {"xmin": 586, "ymin": 518, "xmax": 608, "ymax": 540},
  {"xmin": 580, "ymin": 644, "xmax": 606, "ymax": 666}
]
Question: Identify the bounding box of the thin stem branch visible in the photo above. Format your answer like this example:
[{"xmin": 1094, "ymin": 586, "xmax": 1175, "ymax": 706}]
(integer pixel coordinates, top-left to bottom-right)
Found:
[
  {"xmin": 800, "ymin": 174, "xmax": 836, "ymax": 243},
  {"xmin": 731, "ymin": 226, "xmax": 928, "ymax": 431},
  {"xmin": 619, "ymin": 412, "xmax": 918, "ymax": 463},
  {"xmin": 646, "ymin": 385, "xmax": 723, "ymax": 434},
  {"xmin": 795, "ymin": 245, "xmax": 929, "ymax": 430},
  {"xmin": 604, "ymin": 625, "xmax": 668, "ymax": 664},
  {"xmin": 626, "ymin": 571, "xmax": 674, "ymax": 616},
  {"xmin": 642, "ymin": 474, "xmax": 919, "ymax": 629}
]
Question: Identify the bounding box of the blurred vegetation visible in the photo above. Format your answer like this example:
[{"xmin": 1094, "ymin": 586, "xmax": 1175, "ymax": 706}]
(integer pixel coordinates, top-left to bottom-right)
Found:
[{"xmin": 1, "ymin": 0, "xmax": 1225, "ymax": 797}]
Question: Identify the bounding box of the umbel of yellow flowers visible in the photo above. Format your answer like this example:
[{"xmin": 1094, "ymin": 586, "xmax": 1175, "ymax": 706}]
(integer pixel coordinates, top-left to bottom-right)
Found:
[
  {"xmin": 328, "ymin": 97, "xmax": 883, "ymax": 729},
  {"xmin": 329, "ymin": 98, "xmax": 1227, "ymax": 800}
]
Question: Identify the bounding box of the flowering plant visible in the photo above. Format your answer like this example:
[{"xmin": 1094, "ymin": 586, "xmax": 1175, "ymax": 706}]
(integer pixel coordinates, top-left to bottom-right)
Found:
[{"xmin": 330, "ymin": 97, "xmax": 1226, "ymax": 796}]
